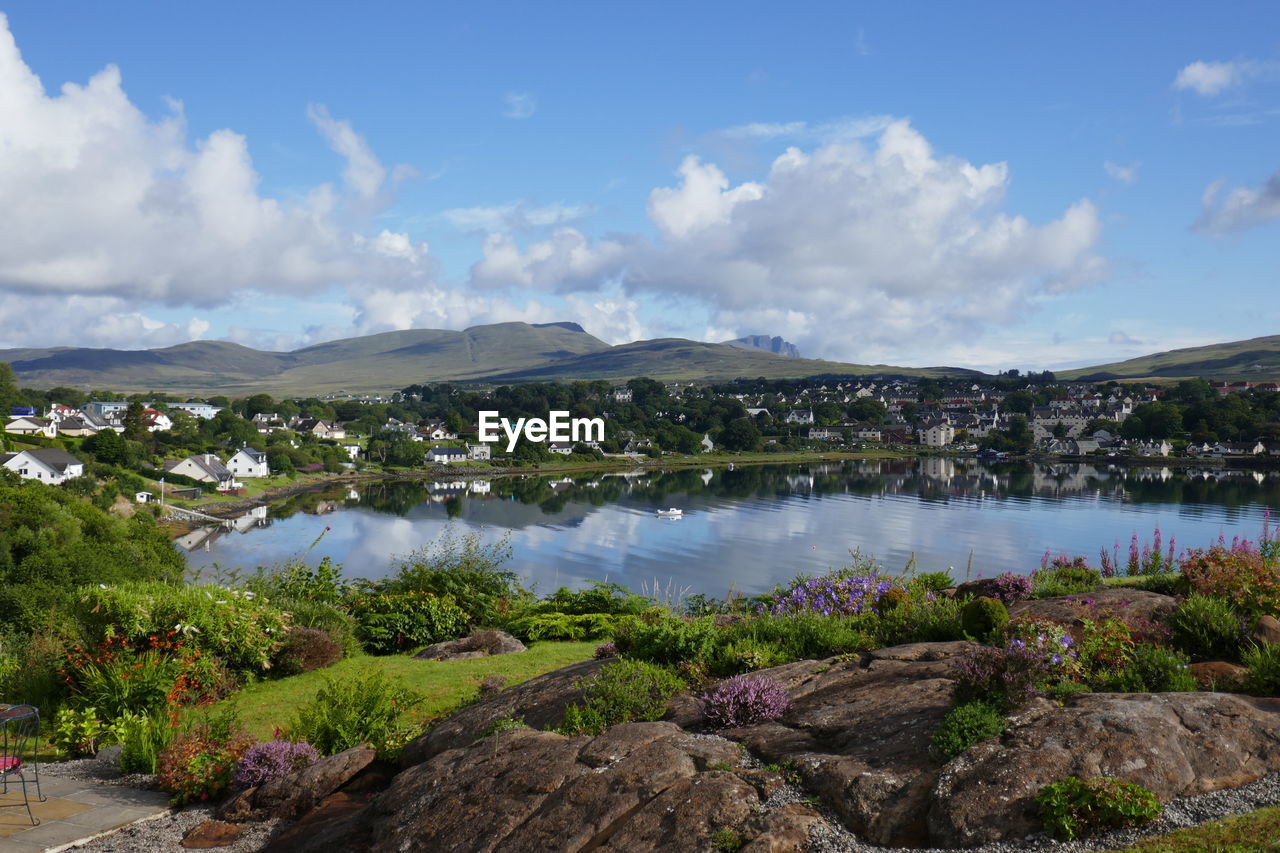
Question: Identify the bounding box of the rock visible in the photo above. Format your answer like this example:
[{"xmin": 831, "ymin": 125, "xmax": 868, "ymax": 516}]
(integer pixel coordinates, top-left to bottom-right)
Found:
[
  {"xmin": 215, "ymin": 787, "xmax": 257, "ymax": 823},
  {"xmin": 576, "ymin": 721, "xmax": 684, "ymax": 768},
  {"xmin": 731, "ymin": 642, "xmax": 980, "ymax": 847},
  {"xmin": 252, "ymin": 744, "xmax": 376, "ymax": 820},
  {"xmin": 180, "ymin": 820, "xmax": 242, "ymax": 849},
  {"xmin": 954, "ymin": 577, "xmax": 1030, "ymax": 603},
  {"xmin": 337, "ymin": 759, "xmax": 397, "ymax": 795},
  {"xmin": 1009, "ymin": 588, "xmax": 1177, "ymax": 630},
  {"xmin": 602, "ymin": 771, "xmax": 759, "ymax": 851},
  {"xmin": 1190, "ymin": 661, "xmax": 1248, "ymax": 690},
  {"xmin": 260, "ymin": 793, "xmax": 373, "ymax": 853},
  {"xmin": 415, "ymin": 629, "xmax": 527, "ymax": 661},
  {"xmin": 930, "ymin": 692, "xmax": 1280, "ymax": 846},
  {"xmin": 399, "ymin": 658, "xmax": 607, "ymax": 768},
  {"xmin": 95, "ymin": 744, "xmax": 122, "ymax": 771},
  {"xmin": 739, "ymin": 803, "xmax": 824, "ymax": 852},
  {"xmin": 1254, "ymin": 615, "xmax": 1280, "ymax": 645},
  {"xmin": 479, "ymin": 675, "xmax": 507, "ymax": 697}
]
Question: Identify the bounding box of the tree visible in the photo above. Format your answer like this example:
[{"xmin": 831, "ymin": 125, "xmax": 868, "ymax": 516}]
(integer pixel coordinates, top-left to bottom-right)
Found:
[
  {"xmin": 122, "ymin": 402, "xmax": 149, "ymax": 441},
  {"xmin": 719, "ymin": 418, "xmax": 761, "ymax": 452},
  {"xmin": 84, "ymin": 428, "xmax": 126, "ymax": 465}
]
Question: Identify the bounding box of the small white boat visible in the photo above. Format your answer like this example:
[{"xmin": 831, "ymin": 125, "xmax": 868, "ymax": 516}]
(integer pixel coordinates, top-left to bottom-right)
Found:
[{"xmin": 655, "ymin": 508, "xmax": 684, "ymax": 518}]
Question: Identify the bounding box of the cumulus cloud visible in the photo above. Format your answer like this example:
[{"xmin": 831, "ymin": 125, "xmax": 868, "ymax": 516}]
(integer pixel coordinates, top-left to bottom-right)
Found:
[
  {"xmin": 1195, "ymin": 170, "xmax": 1280, "ymax": 234},
  {"xmin": 443, "ymin": 201, "xmax": 590, "ymax": 232},
  {"xmin": 1104, "ymin": 161, "xmax": 1140, "ymax": 184},
  {"xmin": 466, "ymin": 120, "xmax": 1105, "ymax": 361},
  {"xmin": 0, "ymin": 15, "xmax": 432, "ymax": 315},
  {"xmin": 1174, "ymin": 59, "xmax": 1280, "ymax": 96},
  {"xmin": 0, "ymin": 293, "xmax": 210, "ymax": 349},
  {"xmin": 503, "ymin": 92, "xmax": 537, "ymax": 119},
  {"xmin": 307, "ymin": 104, "xmax": 417, "ymax": 203}
]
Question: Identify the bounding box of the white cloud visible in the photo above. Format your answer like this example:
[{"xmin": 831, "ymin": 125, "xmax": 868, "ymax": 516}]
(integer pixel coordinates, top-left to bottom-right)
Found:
[
  {"xmin": 503, "ymin": 92, "xmax": 537, "ymax": 119},
  {"xmin": 442, "ymin": 201, "xmax": 590, "ymax": 232},
  {"xmin": 0, "ymin": 293, "xmax": 210, "ymax": 349},
  {"xmin": 1195, "ymin": 170, "xmax": 1280, "ymax": 234},
  {"xmin": 717, "ymin": 114, "xmax": 895, "ymax": 143},
  {"xmin": 1107, "ymin": 331, "xmax": 1143, "ymax": 345},
  {"xmin": 0, "ymin": 14, "xmax": 447, "ymax": 348},
  {"xmin": 1104, "ymin": 160, "xmax": 1140, "ymax": 184},
  {"xmin": 465, "ymin": 120, "xmax": 1106, "ymax": 363},
  {"xmin": 1173, "ymin": 59, "xmax": 1280, "ymax": 96}
]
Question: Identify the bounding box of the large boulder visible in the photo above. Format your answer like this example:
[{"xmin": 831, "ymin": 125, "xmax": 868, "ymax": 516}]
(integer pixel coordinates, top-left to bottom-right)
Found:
[
  {"xmin": 415, "ymin": 629, "xmax": 527, "ymax": 661},
  {"xmin": 1009, "ymin": 588, "xmax": 1177, "ymax": 630},
  {"xmin": 399, "ymin": 658, "xmax": 606, "ymax": 768},
  {"xmin": 929, "ymin": 692, "xmax": 1280, "ymax": 846},
  {"xmin": 218, "ymin": 745, "xmax": 375, "ymax": 822}
]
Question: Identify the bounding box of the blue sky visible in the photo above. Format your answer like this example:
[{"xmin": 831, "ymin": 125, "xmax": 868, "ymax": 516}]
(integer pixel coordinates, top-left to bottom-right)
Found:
[{"xmin": 0, "ymin": 2, "xmax": 1276, "ymax": 371}]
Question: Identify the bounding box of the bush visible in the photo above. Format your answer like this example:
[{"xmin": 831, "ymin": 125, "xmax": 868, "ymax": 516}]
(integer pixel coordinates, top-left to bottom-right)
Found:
[
  {"xmin": 232, "ymin": 740, "xmax": 320, "ymax": 790},
  {"xmin": 157, "ymin": 712, "xmax": 254, "ymax": 806},
  {"xmin": 1167, "ymin": 594, "xmax": 1245, "ymax": 662},
  {"xmin": 287, "ymin": 671, "xmax": 425, "ymax": 760},
  {"xmin": 75, "ymin": 583, "xmax": 289, "ymax": 674},
  {"xmin": 505, "ymin": 612, "xmax": 620, "ymax": 642},
  {"xmin": 531, "ymin": 581, "xmax": 652, "ymax": 616},
  {"xmin": 1182, "ymin": 545, "xmax": 1280, "ymax": 617},
  {"xmin": 273, "ymin": 596, "xmax": 361, "ymax": 658},
  {"xmin": 1033, "ymin": 563, "xmax": 1102, "ymax": 598},
  {"xmin": 914, "ymin": 571, "xmax": 954, "ymax": 593},
  {"xmin": 1095, "ymin": 644, "xmax": 1196, "ymax": 693},
  {"xmin": 378, "ymin": 529, "xmax": 523, "ymax": 626},
  {"xmin": 348, "ymin": 591, "xmax": 468, "ymax": 654},
  {"xmin": 613, "ymin": 614, "xmax": 720, "ymax": 667},
  {"xmin": 770, "ymin": 572, "xmax": 894, "ymax": 616},
  {"xmin": 961, "ymin": 596, "xmax": 1009, "ymax": 640},
  {"xmin": 53, "ymin": 708, "xmax": 110, "ymax": 757},
  {"xmin": 557, "ymin": 659, "xmax": 684, "ymax": 736},
  {"xmin": 1243, "ymin": 642, "xmax": 1280, "ymax": 696},
  {"xmin": 875, "ymin": 596, "xmax": 965, "ymax": 646},
  {"xmin": 274, "ymin": 627, "xmax": 343, "ymax": 676},
  {"xmin": 931, "ymin": 700, "xmax": 1006, "ymax": 760},
  {"xmin": 117, "ymin": 710, "xmax": 174, "ymax": 774},
  {"xmin": 701, "ymin": 675, "xmax": 791, "ymax": 729},
  {"xmin": 1075, "ymin": 617, "xmax": 1135, "ymax": 681},
  {"xmin": 955, "ymin": 626, "xmax": 1078, "ymax": 710},
  {"xmin": 250, "ymin": 557, "xmax": 349, "ymax": 606},
  {"xmin": 1035, "ymin": 776, "xmax": 1161, "ymax": 840},
  {"xmin": 988, "ymin": 573, "xmax": 1034, "ymax": 604},
  {"xmin": 594, "ymin": 641, "xmax": 618, "ymax": 659},
  {"xmin": 62, "ymin": 633, "xmax": 234, "ymax": 718}
]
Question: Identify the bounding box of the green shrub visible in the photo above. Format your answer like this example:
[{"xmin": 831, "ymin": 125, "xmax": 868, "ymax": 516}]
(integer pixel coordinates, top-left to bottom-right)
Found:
[
  {"xmin": 531, "ymin": 581, "xmax": 652, "ymax": 616},
  {"xmin": 1033, "ymin": 565, "xmax": 1102, "ymax": 598},
  {"xmin": 274, "ymin": 595, "xmax": 361, "ymax": 658},
  {"xmin": 250, "ymin": 557, "xmax": 350, "ymax": 606},
  {"xmin": 931, "ymin": 700, "xmax": 1006, "ymax": 760},
  {"xmin": 377, "ymin": 529, "xmax": 524, "ymax": 626},
  {"xmin": 722, "ymin": 614, "xmax": 874, "ymax": 667},
  {"xmin": 613, "ymin": 614, "xmax": 721, "ymax": 666},
  {"xmin": 1244, "ymin": 642, "xmax": 1280, "ymax": 696},
  {"xmin": 557, "ymin": 659, "xmax": 685, "ymax": 736},
  {"xmin": 505, "ymin": 612, "xmax": 620, "ymax": 642},
  {"xmin": 1167, "ymin": 594, "xmax": 1245, "ymax": 662},
  {"xmin": 877, "ymin": 596, "xmax": 965, "ymax": 646},
  {"xmin": 914, "ymin": 571, "xmax": 955, "ymax": 593},
  {"xmin": 117, "ymin": 709, "xmax": 175, "ymax": 774},
  {"xmin": 1035, "ymin": 776, "xmax": 1161, "ymax": 840},
  {"xmin": 53, "ymin": 707, "xmax": 110, "ymax": 757},
  {"xmin": 961, "ymin": 596, "xmax": 1009, "ymax": 640},
  {"xmin": 75, "ymin": 583, "xmax": 289, "ymax": 674},
  {"xmin": 273, "ymin": 627, "xmax": 343, "ymax": 676},
  {"xmin": 1095, "ymin": 644, "xmax": 1196, "ymax": 693},
  {"xmin": 348, "ymin": 591, "xmax": 468, "ymax": 654},
  {"xmin": 711, "ymin": 638, "xmax": 789, "ymax": 674},
  {"xmin": 1128, "ymin": 573, "xmax": 1189, "ymax": 597},
  {"xmin": 287, "ymin": 671, "xmax": 426, "ymax": 760},
  {"xmin": 157, "ymin": 710, "xmax": 254, "ymax": 806},
  {"xmin": 1181, "ymin": 545, "xmax": 1280, "ymax": 617}
]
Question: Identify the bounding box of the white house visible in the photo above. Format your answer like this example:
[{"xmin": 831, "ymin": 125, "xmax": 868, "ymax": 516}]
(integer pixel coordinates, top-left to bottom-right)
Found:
[
  {"xmin": 0, "ymin": 448, "xmax": 85, "ymax": 484},
  {"xmin": 144, "ymin": 408, "xmax": 173, "ymax": 432},
  {"xmin": 426, "ymin": 446, "xmax": 467, "ymax": 464},
  {"xmin": 785, "ymin": 409, "xmax": 815, "ymax": 425},
  {"xmin": 611, "ymin": 388, "xmax": 633, "ymax": 403},
  {"xmin": 170, "ymin": 402, "xmax": 223, "ymax": 420},
  {"xmin": 547, "ymin": 442, "xmax": 574, "ymax": 455},
  {"xmin": 165, "ymin": 454, "xmax": 236, "ymax": 490},
  {"xmin": 227, "ymin": 448, "xmax": 270, "ymax": 478},
  {"xmin": 466, "ymin": 443, "xmax": 491, "ymax": 461},
  {"xmin": 4, "ymin": 416, "xmax": 56, "ymax": 438},
  {"xmin": 341, "ymin": 443, "xmax": 362, "ymax": 461},
  {"xmin": 917, "ymin": 420, "xmax": 956, "ymax": 448}
]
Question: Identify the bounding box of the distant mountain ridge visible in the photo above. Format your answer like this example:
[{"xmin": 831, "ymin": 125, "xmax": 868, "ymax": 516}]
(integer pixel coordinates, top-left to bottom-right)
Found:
[
  {"xmin": 724, "ymin": 335, "xmax": 801, "ymax": 358},
  {"xmin": 0, "ymin": 322, "xmax": 973, "ymax": 395},
  {"xmin": 1059, "ymin": 334, "xmax": 1280, "ymax": 382}
]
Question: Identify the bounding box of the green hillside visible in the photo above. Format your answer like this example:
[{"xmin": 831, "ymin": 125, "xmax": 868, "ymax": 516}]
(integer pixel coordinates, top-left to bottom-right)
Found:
[{"xmin": 1061, "ymin": 335, "xmax": 1280, "ymax": 382}]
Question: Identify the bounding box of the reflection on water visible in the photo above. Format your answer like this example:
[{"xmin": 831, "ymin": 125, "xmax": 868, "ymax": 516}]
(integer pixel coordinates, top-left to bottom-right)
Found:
[{"xmin": 182, "ymin": 460, "xmax": 1280, "ymax": 597}]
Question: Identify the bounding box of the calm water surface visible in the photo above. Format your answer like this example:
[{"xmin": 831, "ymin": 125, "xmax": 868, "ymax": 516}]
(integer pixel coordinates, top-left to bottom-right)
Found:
[{"xmin": 182, "ymin": 460, "xmax": 1280, "ymax": 597}]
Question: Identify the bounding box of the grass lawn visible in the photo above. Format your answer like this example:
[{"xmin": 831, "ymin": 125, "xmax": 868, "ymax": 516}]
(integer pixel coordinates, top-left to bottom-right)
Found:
[
  {"xmin": 1111, "ymin": 805, "xmax": 1280, "ymax": 852},
  {"xmin": 214, "ymin": 641, "xmax": 597, "ymax": 738}
]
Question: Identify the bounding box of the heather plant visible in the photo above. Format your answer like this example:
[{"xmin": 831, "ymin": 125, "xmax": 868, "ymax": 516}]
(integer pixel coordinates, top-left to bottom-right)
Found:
[
  {"xmin": 960, "ymin": 597, "xmax": 1009, "ymax": 641},
  {"xmin": 988, "ymin": 572, "xmax": 1034, "ymax": 604},
  {"xmin": 1167, "ymin": 594, "xmax": 1245, "ymax": 662},
  {"xmin": 232, "ymin": 739, "xmax": 320, "ymax": 790},
  {"xmin": 700, "ymin": 675, "xmax": 791, "ymax": 729},
  {"xmin": 1035, "ymin": 776, "xmax": 1161, "ymax": 840},
  {"xmin": 348, "ymin": 591, "xmax": 468, "ymax": 654},
  {"xmin": 1181, "ymin": 543, "xmax": 1280, "ymax": 617},
  {"xmin": 274, "ymin": 626, "xmax": 343, "ymax": 676},
  {"xmin": 1243, "ymin": 642, "xmax": 1280, "ymax": 696},
  {"xmin": 930, "ymin": 700, "xmax": 1006, "ymax": 760},
  {"xmin": 557, "ymin": 659, "xmax": 684, "ymax": 736},
  {"xmin": 593, "ymin": 641, "xmax": 618, "ymax": 659},
  {"xmin": 287, "ymin": 671, "xmax": 426, "ymax": 760}
]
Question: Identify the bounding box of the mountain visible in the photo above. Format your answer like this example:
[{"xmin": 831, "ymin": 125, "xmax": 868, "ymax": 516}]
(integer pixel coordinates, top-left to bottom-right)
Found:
[
  {"xmin": 0, "ymin": 322, "xmax": 976, "ymax": 396},
  {"xmin": 1060, "ymin": 335, "xmax": 1280, "ymax": 382},
  {"xmin": 724, "ymin": 335, "xmax": 801, "ymax": 359}
]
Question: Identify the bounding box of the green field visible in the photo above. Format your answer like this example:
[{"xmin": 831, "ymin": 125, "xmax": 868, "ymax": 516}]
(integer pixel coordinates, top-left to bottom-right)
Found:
[{"xmin": 1060, "ymin": 334, "xmax": 1280, "ymax": 382}]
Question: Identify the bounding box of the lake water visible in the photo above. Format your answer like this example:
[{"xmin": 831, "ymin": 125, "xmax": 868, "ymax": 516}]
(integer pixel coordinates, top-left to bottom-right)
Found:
[{"xmin": 181, "ymin": 460, "xmax": 1280, "ymax": 598}]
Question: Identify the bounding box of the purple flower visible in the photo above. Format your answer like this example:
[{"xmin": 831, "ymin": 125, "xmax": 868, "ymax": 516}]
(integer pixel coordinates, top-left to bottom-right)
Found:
[
  {"xmin": 232, "ymin": 740, "xmax": 320, "ymax": 791},
  {"xmin": 701, "ymin": 675, "xmax": 791, "ymax": 729}
]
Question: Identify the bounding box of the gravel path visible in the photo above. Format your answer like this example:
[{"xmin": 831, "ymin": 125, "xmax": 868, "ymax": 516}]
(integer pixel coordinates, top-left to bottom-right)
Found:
[{"xmin": 66, "ymin": 805, "xmax": 283, "ymax": 853}]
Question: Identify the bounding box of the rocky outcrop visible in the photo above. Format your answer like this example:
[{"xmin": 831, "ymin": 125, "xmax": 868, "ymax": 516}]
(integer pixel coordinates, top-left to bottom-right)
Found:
[
  {"xmin": 415, "ymin": 629, "xmax": 527, "ymax": 661},
  {"xmin": 399, "ymin": 658, "xmax": 606, "ymax": 767},
  {"xmin": 219, "ymin": 745, "xmax": 375, "ymax": 822},
  {"xmin": 1190, "ymin": 661, "xmax": 1248, "ymax": 690},
  {"xmin": 930, "ymin": 692, "xmax": 1280, "ymax": 846},
  {"xmin": 1009, "ymin": 588, "xmax": 1177, "ymax": 629}
]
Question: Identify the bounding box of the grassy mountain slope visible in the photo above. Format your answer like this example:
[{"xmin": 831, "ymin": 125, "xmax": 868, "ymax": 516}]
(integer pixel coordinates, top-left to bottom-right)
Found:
[
  {"xmin": 1060, "ymin": 335, "xmax": 1280, "ymax": 382},
  {"xmin": 2, "ymin": 323, "xmax": 975, "ymax": 395}
]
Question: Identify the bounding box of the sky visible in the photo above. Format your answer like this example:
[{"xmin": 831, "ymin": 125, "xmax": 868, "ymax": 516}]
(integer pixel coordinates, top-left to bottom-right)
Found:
[{"xmin": 0, "ymin": 2, "xmax": 1276, "ymax": 372}]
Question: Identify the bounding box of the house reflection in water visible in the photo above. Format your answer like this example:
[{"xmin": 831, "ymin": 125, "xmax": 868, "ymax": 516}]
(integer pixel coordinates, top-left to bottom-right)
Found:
[{"xmin": 173, "ymin": 505, "xmax": 271, "ymax": 552}]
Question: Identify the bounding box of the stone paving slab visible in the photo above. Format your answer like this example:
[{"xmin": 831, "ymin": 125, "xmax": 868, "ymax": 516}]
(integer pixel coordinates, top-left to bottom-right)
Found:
[{"xmin": 0, "ymin": 783, "xmax": 170, "ymax": 853}]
